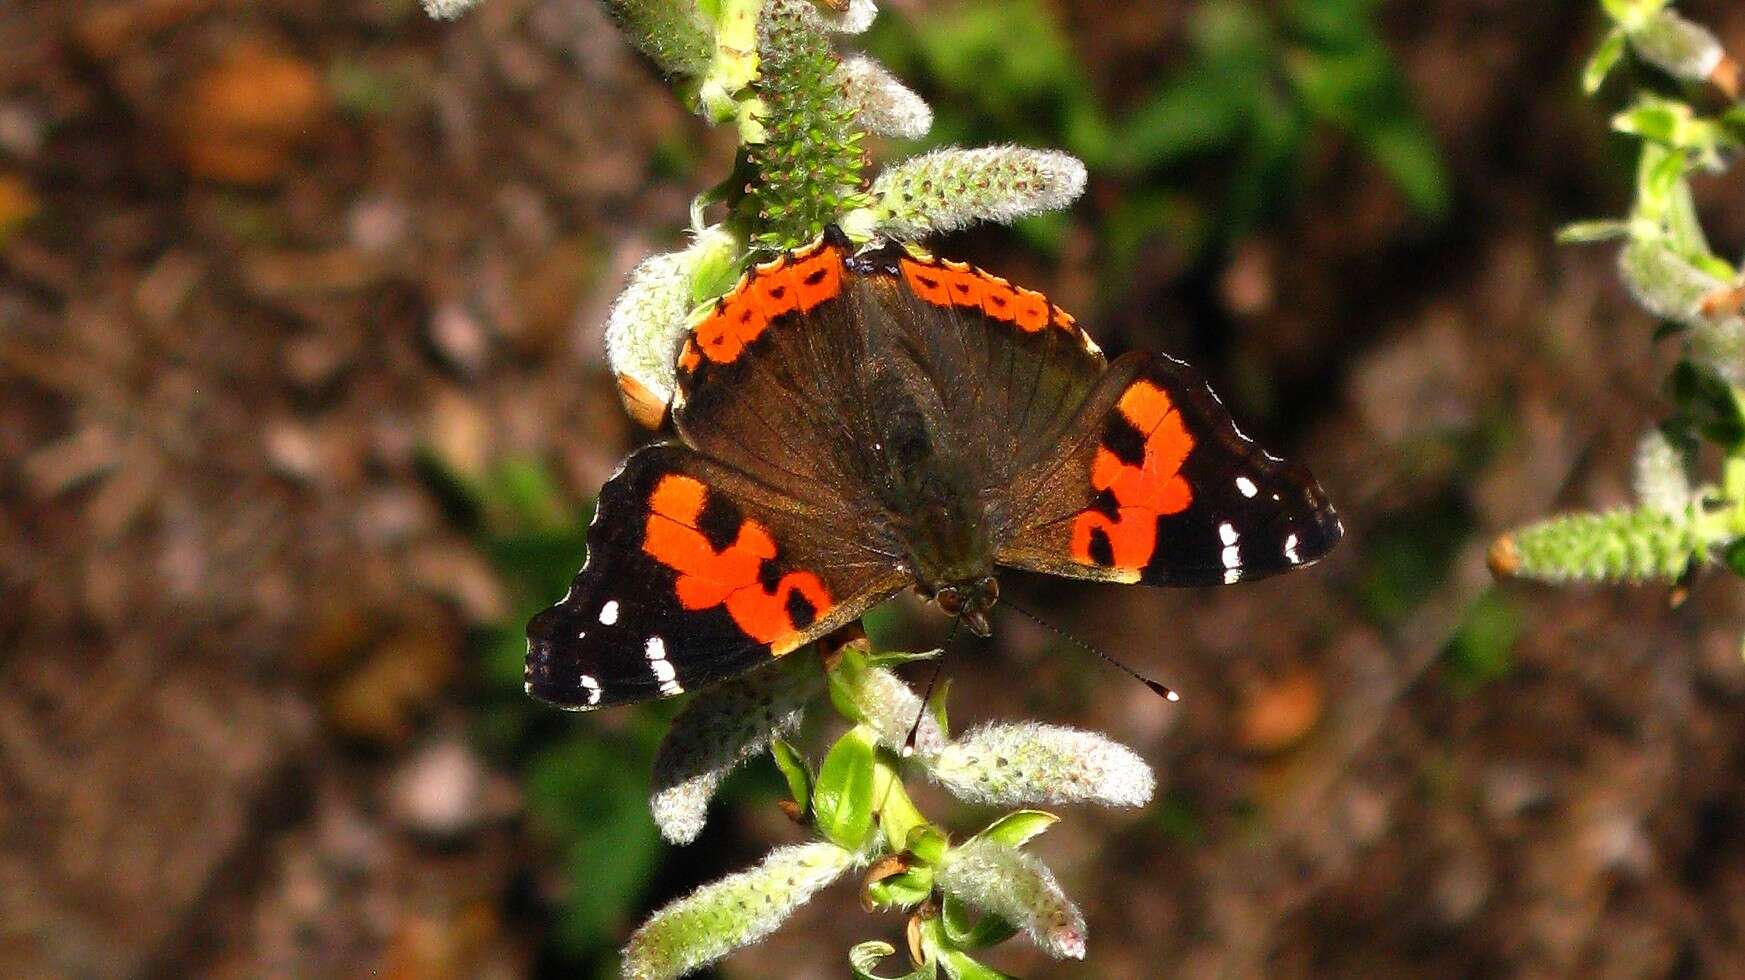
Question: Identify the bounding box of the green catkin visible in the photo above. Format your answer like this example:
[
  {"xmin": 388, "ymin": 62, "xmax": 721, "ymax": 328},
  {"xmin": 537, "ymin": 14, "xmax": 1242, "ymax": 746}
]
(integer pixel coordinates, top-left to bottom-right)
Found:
[
  {"xmin": 1495, "ymin": 504, "xmax": 1712, "ymax": 584},
  {"xmin": 603, "ymin": 0, "xmax": 716, "ymax": 78},
  {"xmin": 742, "ymin": 0, "xmax": 866, "ymax": 250}
]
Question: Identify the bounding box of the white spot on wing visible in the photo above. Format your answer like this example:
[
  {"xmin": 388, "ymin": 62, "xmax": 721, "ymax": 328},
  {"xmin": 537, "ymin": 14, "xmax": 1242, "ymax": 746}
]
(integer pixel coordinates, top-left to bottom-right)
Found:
[
  {"xmin": 1219, "ymin": 521, "xmax": 1241, "ymax": 574},
  {"xmin": 579, "ymin": 674, "xmax": 602, "ymax": 706},
  {"xmin": 645, "ymin": 636, "xmax": 684, "ymax": 694},
  {"xmin": 599, "ymin": 600, "xmax": 619, "ymax": 625},
  {"xmin": 1284, "ymin": 533, "xmax": 1301, "ymax": 565},
  {"xmin": 1237, "ymin": 476, "xmax": 1258, "ymax": 498}
]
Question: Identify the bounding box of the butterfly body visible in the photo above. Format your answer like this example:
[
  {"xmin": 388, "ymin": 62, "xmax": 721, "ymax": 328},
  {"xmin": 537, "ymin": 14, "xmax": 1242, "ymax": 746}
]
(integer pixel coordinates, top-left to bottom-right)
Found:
[{"xmin": 526, "ymin": 236, "xmax": 1341, "ymax": 710}]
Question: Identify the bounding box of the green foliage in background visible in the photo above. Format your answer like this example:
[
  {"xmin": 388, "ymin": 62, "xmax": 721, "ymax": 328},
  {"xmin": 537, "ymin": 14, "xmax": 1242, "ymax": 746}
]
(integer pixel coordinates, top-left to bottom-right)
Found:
[
  {"xmin": 868, "ymin": 0, "xmax": 1448, "ymax": 267},
  {"xmin": 419, "ymin": 454, "xmax": 671, "ymax": 970}
]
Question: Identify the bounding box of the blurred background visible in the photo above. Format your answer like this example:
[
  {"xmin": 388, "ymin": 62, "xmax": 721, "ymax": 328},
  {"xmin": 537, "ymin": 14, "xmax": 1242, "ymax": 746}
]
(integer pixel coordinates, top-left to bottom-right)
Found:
[{"xmin": 7, "ymin": 0, "xmax": 1745, "ymax": 976}]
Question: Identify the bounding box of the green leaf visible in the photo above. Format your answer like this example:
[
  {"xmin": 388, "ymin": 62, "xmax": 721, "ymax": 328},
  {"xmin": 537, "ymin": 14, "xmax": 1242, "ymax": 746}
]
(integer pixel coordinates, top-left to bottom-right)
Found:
[
  {"xmin": 1584, "ymin": 27, "xmax": 1629, "ymax": 94},
  {"xmin": 936, "ymin": 946, "xmax": 1018, "ymax": 980},
  {"xmin": 1670, "ymin": 360, "xmax": 1745, "ymax": 450},
  {"xmin": 975, "ymin": 810, "xmax": 1060, "ymax": 849},
  {"xmin": 1440, "ymin": 590, "xmax": 1522, "ymax": 693},
  {"xmin": 525, "ymin": 734, "xmax": 664, "ymax": 955},
  {"xmin": 1354, "ymin": 115, "xmax": 1451, "ymax": 218},
  {"xmin": 1722, "ymin": 538, "xmax": 1745, "ymax": 578},
  {"xmin": 1600, "ymin": 0, "xmax": 1669, "ymax": 29},
  {"xmin": 826, "ymin": 645, "xmax": 871, "ymax": 721},
  {"xmin": 1615, "ymin": 102, "xmax": 1683, "ymax": 143},
  {"xmin": 770, "ymin": 738, "xmax": 813, "ymax": 817},
  {"xmin": 1634, "ymin": 143, "xmax": 1690, "ymax": 218},
  {"xmin": 940, "ymin": 894, "xmax": 1021, "ymax": 950},
  {"xmin": 813, "ymin": 726, "xmax": 880, "ymax": 851},
  {"xmin": 850, "ymin": 940, "xmax": 936, "ymax": 980},
  {"xmin": 926, "ymin": 676, "xmax": 952, "ymax": 741},
  {"xmin": 874, "ymin": 756, "xmax": 929, "ymax": 852}
]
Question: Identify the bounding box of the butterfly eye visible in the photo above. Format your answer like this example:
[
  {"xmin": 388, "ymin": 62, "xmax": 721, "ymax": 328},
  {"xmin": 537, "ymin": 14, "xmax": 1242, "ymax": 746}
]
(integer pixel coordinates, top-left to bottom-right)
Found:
[{"xmin": 977, "ymin": 577, "xmax": 999, "ymax": 603}]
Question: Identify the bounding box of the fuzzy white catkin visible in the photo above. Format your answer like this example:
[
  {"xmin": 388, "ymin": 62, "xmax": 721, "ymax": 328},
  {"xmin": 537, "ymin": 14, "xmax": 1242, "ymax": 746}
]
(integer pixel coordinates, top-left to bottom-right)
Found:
[
  {"xmin": 606, "ymin": 250, "xmax": 694, "ymax": 410},
  {"xmin": 1630, "ymin": 10, "xmax": 1725, "ymax": 83},
  {"xmin": 927, "ymin": 723, "xmax": 1155, "ymax": 808},
  {"xmin": 837, "ymin": 56, "xmax": 932, "ymax": 140},
  {"xmin": 623, "ymin": 841, "xmax": 856, "ymax": 980},
  {"xmin": 605, "ymin": 227, "xmax": 738, "ymax": 419},
  {"xmin": 1619, "ymin": 237, "xmax": 1728, "ymax": 324},
  {"xmin": 845, "ymin": 664, "xmax": 945, "ymax": 757},
  {"xmin": 936, "ymin": 838, "xmax": 1087, "ymax": 960},
  {"xmin": 649, "ymin": 663, "xmax": 820, "ymax": 844},
  {"xmin": 1618, "ymin": 238, "xmax": 1745, "ymax": 384},
  {"xmin": 816, "ymin": 0, "xmax": 877, "ymax": 34},
  {"xmin": 1632, "ymin": 429, "xmax": 1692, "ymax": 515},
  {"xmin": 420, "ymin": 0, "xmax": 484, "ymax": 19},
  {"xmin": 868, "ymin": 146, "xmax": 1087, "ymax": 240}
]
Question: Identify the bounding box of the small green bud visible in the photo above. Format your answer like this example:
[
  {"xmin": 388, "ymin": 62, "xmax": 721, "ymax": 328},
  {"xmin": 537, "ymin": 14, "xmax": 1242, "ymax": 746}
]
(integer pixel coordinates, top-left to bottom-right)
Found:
[{"xmin": 905, "ymin": 825, "xmax": 950, "ymax": 866}]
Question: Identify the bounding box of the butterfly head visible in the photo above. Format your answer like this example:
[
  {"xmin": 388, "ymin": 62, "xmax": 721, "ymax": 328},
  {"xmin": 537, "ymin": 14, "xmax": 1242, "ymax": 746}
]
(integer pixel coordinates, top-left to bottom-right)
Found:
[{"xmin": 929, "ymin": 575, "xmax": 999, "ymax": 637}]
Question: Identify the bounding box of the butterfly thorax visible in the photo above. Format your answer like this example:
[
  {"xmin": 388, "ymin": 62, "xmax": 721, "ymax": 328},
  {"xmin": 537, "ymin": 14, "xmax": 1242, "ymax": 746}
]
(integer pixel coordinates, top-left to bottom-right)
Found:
[{"xmin": 862, "ymin": 363, "xmax": 1004, "ymax": 634}]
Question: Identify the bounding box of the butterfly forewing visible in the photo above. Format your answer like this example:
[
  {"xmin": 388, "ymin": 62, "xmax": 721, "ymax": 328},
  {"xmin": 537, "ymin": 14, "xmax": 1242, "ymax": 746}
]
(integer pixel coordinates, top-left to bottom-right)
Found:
[
  {"xmin": 999, "ymin": 351, "xmax": 1342, "ymax": 587},
  {"xmin": 525, "ymin": 445, "xmax": 909, "ymax": 709}
]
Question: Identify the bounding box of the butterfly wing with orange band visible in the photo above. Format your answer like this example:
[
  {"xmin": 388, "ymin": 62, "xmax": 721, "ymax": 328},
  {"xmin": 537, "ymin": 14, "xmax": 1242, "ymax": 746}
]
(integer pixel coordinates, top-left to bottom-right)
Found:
[
  {"xmin": 525, "ymin": 444, "xmax": 910, "ymax": 710},
  {"xmin": 998, "ymin": 352, "xmax": 1343, "ymax": 587}
]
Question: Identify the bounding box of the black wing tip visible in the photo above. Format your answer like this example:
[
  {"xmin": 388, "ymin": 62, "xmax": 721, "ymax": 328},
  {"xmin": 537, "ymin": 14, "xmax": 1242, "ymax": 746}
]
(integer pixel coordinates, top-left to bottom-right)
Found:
[{"xmin": 523, "ymin": 603, "xmax": 606, "ymax": 711}]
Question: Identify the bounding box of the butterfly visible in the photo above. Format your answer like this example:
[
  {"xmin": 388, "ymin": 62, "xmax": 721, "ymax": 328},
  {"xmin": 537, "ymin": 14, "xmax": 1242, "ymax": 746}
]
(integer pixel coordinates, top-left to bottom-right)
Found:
[{"xmin": 525, "ymin": 231, "xmax": 1342, "ymax": 709}]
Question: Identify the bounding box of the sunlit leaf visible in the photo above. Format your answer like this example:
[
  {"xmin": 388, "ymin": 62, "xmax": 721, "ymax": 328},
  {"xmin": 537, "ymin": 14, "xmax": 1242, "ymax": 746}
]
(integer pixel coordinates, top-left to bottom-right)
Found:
[{"xmin": 813, "ymin": 725, "xmax": 880, "ymax": 851}]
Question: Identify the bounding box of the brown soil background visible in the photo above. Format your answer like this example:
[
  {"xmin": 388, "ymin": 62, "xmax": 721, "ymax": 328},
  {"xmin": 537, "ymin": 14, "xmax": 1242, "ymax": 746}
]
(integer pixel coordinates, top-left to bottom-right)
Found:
[{"xmin": 8, "ymin": 0, "xmax": 1745, "ymax": 977}]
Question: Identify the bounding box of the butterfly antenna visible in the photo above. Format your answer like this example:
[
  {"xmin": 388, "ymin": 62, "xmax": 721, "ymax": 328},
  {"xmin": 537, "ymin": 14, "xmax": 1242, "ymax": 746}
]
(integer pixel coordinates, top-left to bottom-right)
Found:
[
  {"xmin": 1001, "ymin": 597, "xmax": 1180, "ymax": 703},
  {"xmin": 902, "ymin": 618, "xmax": 958, "ymax": 757}
]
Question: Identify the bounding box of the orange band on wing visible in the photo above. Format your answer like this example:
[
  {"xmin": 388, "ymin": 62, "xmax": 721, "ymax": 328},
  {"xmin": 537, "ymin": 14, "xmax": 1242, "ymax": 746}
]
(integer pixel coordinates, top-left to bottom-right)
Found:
[
  {"xmin": 1070, "ymin": 380, "xmax": 1196, "ymax": 570},
  {"xmin": 688, "ymin": 243, "xmax": 846, "ymax": 369},
  {"xmin": 641, "ymin": 474, "xmax": 834, "ymax": 650},
  {"xmin": 899, "ymin": 256, "xmax": 1077, "ymax": 335}
]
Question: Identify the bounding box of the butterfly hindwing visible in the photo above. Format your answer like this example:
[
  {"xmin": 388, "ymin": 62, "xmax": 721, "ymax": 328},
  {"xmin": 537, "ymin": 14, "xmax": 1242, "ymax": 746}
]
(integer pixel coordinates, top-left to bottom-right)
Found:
[
  {"xmin": 525, "ymin": 444, "xmax": 909, "ymax": 710},
  {"xmin": 999, "ymin": 351, "xmax": 1342, "ymax": 587}
]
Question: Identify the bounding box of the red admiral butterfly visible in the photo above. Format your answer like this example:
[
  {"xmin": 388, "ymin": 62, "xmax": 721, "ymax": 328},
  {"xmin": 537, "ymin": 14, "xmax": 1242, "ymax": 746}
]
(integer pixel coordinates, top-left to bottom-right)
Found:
[{"xmin": 526, "ymin": 233, "xmax": 1342, "ymax": 709}]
